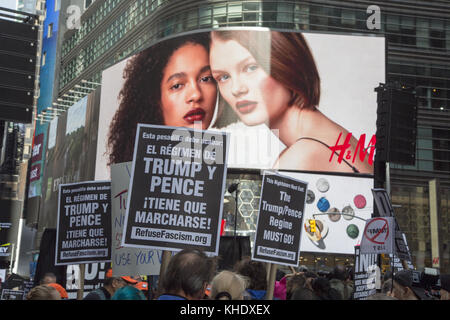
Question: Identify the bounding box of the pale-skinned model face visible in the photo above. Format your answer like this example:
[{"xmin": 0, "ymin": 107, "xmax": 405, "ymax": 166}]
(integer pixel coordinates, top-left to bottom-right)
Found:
[
  {"xmin": 210, "ymin": 35, "xmax": 291, "ymax": 127},
  {"xmin": 160, "ymin": 43, "xmax": 217, "ymax": 129}
]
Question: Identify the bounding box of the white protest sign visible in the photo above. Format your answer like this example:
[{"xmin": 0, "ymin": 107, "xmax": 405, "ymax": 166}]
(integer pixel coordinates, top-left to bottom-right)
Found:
[
  {"xmin": 360, "ymin": 217, "xmax": 395, "ymax": 255},
  {"xmin": 110, "ymin": 162, "xmax": 162, "ymax": 276}
]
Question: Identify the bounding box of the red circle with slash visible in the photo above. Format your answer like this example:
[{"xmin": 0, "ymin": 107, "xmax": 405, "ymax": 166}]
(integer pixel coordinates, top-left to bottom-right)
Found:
[{"xmin": 363, "ymin": 218, "xmax": 390, "ymax": 244}]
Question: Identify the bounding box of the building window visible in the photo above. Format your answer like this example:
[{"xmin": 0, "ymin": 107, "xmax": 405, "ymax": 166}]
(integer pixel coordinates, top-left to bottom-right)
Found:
[
  {"xmin": 55, "ymin": 0, "xmax": 61, "ymax": 12},
  {"xmin": 341, "ymin": 9, "xmax": 356, "ymax": 26},
  {"xmin": 47, "ymin": 23, "xmax": 53, "ymax": 38},
  {"xmin": 400, "ymin": 16, "xmax": 415, "ymax": 46},
  {"xmin": 85, "ymin": 0, "xmax": 95, "ymax": 10},
  {"xmin": 42, "ymin": 51, "xmax": 46, "ymax": 67}
]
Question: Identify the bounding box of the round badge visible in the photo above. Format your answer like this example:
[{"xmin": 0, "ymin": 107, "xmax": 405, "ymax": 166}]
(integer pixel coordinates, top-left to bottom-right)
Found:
[
  {"xmin": 306, "ymin": 190, "xmax": 315, "ymax": 204},
  {"xmin": 316, "ymin": 178, "xmax": 330, "ymax": 193},
  {"xmin": 327, "ymin": 207, "xmax": 341, "ymax": 222},
  {"xmin": 317, "ymin": 197, "xmax": 330, "ymax": 212},
  {"xmin": 354, "ymin": 194, "xmax": 366, "ymax": 209},
  {"xmin": 346, "ymin": 224, "xmax": 359, "ymax": 239},
  {"xmin": 342, "ymin": 205, "xmax": 355, "ymax": 221}
]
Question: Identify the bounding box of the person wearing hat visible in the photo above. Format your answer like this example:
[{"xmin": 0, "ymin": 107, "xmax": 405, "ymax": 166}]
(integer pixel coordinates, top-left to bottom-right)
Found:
[
  {"xmin": 83, "ymin": 276, "xmax": 136, "ymax": 300},
  {"xmin": 47, "ymin": 282, "xmax": 69, "ymax": 299},
  {"xmin": 439, "ymin": 274, "xmax": 450, "ymax": 300},
  {"xmin": 390, "ymin": 270, "xmax": 428, "ymax": 300}
]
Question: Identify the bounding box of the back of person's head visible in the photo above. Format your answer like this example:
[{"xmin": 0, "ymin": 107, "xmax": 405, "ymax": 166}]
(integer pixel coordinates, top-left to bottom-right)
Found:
[
  {"xmin": 210, "ymin": 270, "xmax": 248, "ymax": 300},
  {"xmin": 392, "ymin": 270, "xmax": 423, "ymax": 300},
  {"xmin": 298, "ymin": 265, "xmax": 308, "ymax": 273},
  {"xmin": 286, "ymin": 274, "xmax": 306, "ymax": 299},
  {"xmin": 162, "ymin": 249, "xmax": 215, "ymax": 299},
  {"xmin": 112, "ymin": 285, "xmax": 146, "ymax": 300},
  {"xmin": 290, "ymin": 287, "xmax": 319, "ymax": 300},
  {"xmin": 276, "ymin": 269, "xmax": 286, "ymax": 282},
  {"xmin": 103, "ymin": 276, "xmax": 115, "ymax": 287},
  {"xmin": 27, "ymin": 285, "xmax": 61, "ymax": 300},
  {"xmin": 234, "ymin": 257, "xmax": 267, "ymax": 291},
  {"xmin": 311, "ymin": 277, "xmax": 331, "ymax": 299},
  {"xmin": 381, "ymin": 278, "xmax": 393, "ymax": 294},
  {"xmin": 331, "ymin": 265, "xmax": 347, "ymax": 281},
  {"xmin": 46, "ymin": 283, "xmax": 68, "ymax": 299},
  {"xmin": 40, "ymin": 272, "xmax": 57, "ymax": 284}
]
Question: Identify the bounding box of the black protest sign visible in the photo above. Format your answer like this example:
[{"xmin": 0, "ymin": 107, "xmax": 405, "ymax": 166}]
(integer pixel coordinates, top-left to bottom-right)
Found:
[
  {"xmin": 55, "ymin": 181, "xmax": 112, "ymax": 265},
  {"xmin": 1, "ymin": 289, "xmax": 25, "ymax": 300},
  {"xmin": 253, "ymin": 172, "xmax": 307, "ymax": 266},
  {"xmin": 393, "ymin": 225, "xmax": 412, "ymax": 261},
  {"xmin": 122, "ymin": 124, "xmax": 228, "ymax": 254},
  {"xmin": 353, "ymin": 245, "xmax": 378, "ymax": 300},
  {"xmin": 372, "ymin": 188, "xmax": 394, "ymax": 217}
]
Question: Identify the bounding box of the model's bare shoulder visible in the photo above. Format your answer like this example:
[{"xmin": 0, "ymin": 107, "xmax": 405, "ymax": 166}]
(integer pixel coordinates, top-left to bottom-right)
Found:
[{"xmin": 274, "ymin": 139, "xmax": 335, "ymax": 171}]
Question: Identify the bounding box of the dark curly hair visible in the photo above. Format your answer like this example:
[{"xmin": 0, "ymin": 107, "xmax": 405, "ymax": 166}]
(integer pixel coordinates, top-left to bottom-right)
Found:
[
  {"xmin": 107, "ymin": 32, "xmax": 211, "ymax": 165},
  {"xmin": 234, "ymin": 257, "xmax": 267, "ymax": 291}
]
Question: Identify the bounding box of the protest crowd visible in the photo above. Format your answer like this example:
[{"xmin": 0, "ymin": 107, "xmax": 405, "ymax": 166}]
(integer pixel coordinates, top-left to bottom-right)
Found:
[{"xmin": 19, "ymin": 248, "xmax": 450, "ymax": 301}]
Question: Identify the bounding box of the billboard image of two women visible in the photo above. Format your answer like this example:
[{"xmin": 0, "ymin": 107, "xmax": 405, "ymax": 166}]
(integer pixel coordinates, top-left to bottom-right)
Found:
[{"xmin": 95, "ymin": 27, "xmax": 385, "ymax": 179}]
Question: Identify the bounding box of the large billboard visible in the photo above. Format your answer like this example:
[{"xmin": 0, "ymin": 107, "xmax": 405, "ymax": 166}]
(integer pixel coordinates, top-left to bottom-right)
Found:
[
  {"xmin": 38, "ymin": 89, "xmax": 100, "ymax": 233},
  {"xmin": 284, "ymin": 171, "xmax": 374, "ymax": 255},
  {"xmin": 95, "ymin": 27, "xmax": 384, "ymax": 180}
]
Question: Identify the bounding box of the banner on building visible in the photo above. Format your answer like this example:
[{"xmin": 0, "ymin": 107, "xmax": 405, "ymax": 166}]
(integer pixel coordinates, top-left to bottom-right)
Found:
[
  {"xmin": 252, "ymin": 171, "xmax": 307, "ymax": 266},
  {"xmin": 122, "ymin": 124, "xmax": 229, "ymax": 254},
  {"xmin": 111, "ymin": 162, "xmax": 162, "ymax": 276},
  {"xmin": 38, "ymin": 88, "xmax": 100, "ymax": 234},
  {"xmin": 55, "ymin": 181, "xmax": 112, "ymax": 265},
  {"xmin": 95, "ymin": 28, "xmax": 385, "ymax": 181}
]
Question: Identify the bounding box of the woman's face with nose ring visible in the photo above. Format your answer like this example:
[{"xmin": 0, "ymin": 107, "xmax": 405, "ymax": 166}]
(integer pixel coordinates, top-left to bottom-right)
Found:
[{"xmin": 209, "ymin": 34, "xmax": 291, "ymax": 127}]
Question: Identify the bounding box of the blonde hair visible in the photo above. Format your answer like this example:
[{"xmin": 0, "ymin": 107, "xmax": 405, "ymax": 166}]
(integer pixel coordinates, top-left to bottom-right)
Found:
[
  {"xmin": 210, "ymin": 270, "xmax": 248, "ymax": 300},
  {"xmin": 26, "ymin": 285, "xmax": 61, "ymax": 300}
]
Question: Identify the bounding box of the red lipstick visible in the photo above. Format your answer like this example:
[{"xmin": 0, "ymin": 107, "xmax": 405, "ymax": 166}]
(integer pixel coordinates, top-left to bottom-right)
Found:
[{"xmin": 184, "ymin": 108, "xmax": 206, "ymax": 123}]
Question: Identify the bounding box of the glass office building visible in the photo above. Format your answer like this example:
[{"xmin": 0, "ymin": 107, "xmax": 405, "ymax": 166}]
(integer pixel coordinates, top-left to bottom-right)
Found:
[{"xmin": 47, "ymin": 0, "xmax": 449, "ymax": 273}]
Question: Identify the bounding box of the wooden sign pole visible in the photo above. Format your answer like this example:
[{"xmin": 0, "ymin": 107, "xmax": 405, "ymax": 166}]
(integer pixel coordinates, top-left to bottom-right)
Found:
[
  {"xmin": 77, "ymin": 264, "xmax": 85, "ymax": 300},
  {"xmin": 266, "ymin": 263, "xmax": 278, "ymax": 300},
  {"xmin": 157, "ymin": 250, "xmax": 172, "ymax": 294}
]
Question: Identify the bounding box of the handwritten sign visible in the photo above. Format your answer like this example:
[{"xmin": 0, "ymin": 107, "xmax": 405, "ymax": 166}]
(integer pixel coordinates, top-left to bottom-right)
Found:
[{"xmin": 110, "ymin": 162, "xmax": 162, "ymax": 276}]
